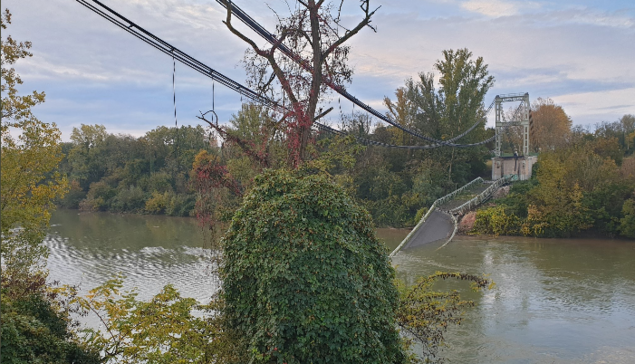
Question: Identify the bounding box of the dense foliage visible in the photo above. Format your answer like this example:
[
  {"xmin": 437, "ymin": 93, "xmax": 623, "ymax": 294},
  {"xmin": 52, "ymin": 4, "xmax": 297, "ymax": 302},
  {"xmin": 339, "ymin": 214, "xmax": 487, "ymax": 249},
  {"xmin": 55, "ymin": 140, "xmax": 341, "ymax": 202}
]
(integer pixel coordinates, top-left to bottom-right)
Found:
[
  {"xmin": 1, "ymin": 10, "xmax": 96, "ymax": 362},
  {"xmin": 0, "ymin": 273, "xmax": 100, "ymax": 364},
  {"xmin": 61, "ymin": 49, "xmax": 498, "ymax": 229},
  {"xmin": 56, "ymin": 124, "xmax": 214, "ymax": 216},
  {"xmin": 473, "ymin": 133, "xmax": 635, "ymax": 238},
  {"xmin": 1, "ymin": 8, "xmax": 68, "ymax": 274},
  {"xmin": 70, "ymin": 276, "xmax": 234, "ymax": 363},
  {"xmin": 220, "ymin": 169, "xmax": 406, "ymax": 363}
]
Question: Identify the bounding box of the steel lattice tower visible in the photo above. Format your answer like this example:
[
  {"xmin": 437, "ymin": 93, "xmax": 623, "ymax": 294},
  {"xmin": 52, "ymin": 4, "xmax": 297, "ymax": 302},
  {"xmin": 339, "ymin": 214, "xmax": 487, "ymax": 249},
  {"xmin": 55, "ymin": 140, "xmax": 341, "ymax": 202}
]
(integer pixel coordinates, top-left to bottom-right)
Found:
[{"xmin": 494, "ymin": 93, "xmax": 531, "ymax": 156}]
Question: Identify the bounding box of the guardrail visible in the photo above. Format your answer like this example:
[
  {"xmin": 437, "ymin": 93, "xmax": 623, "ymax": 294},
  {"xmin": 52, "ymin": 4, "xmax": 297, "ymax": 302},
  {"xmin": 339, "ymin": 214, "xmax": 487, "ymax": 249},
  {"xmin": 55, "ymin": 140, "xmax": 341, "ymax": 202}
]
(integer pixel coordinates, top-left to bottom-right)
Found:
[
  {"xmin": 434, "ymin": 175, "xmax": 516, "ymax": 250},
  {"xmin": 389, "ymin": 177, "xmax": 484, "ymax": 257},
  {"xmin": 449, "ymin": 174, "xmax": 516, "ymax": 216}
]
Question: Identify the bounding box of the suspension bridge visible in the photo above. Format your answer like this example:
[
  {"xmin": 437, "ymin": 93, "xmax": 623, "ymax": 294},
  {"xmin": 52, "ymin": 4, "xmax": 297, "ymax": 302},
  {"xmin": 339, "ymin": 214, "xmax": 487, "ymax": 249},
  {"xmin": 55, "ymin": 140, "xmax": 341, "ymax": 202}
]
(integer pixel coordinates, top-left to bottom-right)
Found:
[{"xmin": 75, "ymin": 0, "xmax": 534, "ymax": 253}]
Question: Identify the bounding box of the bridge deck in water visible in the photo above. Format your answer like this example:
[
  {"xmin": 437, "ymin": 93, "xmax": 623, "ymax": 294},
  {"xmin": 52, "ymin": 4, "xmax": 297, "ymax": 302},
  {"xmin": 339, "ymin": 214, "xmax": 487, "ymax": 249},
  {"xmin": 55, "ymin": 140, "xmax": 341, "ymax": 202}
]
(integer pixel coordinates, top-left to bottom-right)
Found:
[
  {"xmin": 402, "ymin": 210, "xmax": 454, "ymax": 250},
  {"xmin": 401, "ymin": 180, "xmax": 490, "ymax": 250}
]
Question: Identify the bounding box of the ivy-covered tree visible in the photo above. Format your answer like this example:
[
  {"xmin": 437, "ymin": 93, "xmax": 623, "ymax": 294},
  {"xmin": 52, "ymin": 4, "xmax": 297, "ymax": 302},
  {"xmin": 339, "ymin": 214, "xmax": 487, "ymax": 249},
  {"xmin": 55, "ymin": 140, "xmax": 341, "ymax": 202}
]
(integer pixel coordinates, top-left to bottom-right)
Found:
[{"xmin": 221, "ymin": 169, "xmax": 406, "ymax": 363}]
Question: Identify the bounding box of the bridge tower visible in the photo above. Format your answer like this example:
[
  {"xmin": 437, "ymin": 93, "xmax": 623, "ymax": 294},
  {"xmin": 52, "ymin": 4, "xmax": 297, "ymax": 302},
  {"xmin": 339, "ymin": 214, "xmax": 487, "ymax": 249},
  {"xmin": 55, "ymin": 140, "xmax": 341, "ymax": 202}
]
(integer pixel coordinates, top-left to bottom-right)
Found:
[
  {"xmin": 492, "ymin": 93, "xmax": 537, "ymax": 181},
  {"xmin": 494, "ymin": 93, "xmax": 531, "ymax": 156}
]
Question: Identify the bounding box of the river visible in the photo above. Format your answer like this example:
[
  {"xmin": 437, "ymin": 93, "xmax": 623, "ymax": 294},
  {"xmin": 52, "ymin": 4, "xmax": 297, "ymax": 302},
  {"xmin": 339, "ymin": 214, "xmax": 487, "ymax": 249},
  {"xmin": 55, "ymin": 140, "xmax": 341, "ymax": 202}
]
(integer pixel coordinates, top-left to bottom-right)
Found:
[{"xmin": 46, "ymin": 209, "xmax": 635, "ymax": 363}]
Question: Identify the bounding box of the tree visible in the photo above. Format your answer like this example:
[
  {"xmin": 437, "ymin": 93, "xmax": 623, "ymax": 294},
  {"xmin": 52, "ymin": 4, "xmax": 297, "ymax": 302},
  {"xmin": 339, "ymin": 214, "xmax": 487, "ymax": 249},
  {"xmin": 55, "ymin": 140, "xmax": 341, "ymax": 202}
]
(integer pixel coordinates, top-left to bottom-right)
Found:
[
  {"xmin": 1, "ymin": 272, "xmax": 101, "ymax": 363},
  {"xmin": 621, "ymin": 114, "xmax": 635, "ymax": 155},
  {"xmin": 395, "ymin": 272, "xmax": 492, "ymax": 362},
  {"xmin": 385, "ymin": 48, "xmax": 495, "ymax": 186},
  {"xmin": 67, "ymin": 124, "xmax": 108, "ymax": 190},
  {"xmin": 1, "ymin": 9, "xmax": 97, "ymax": 363},
  {"xmin": 384, "ymin": 87, "xmax": 415, "ymax": 147},
  {"xmin": 594, "ymin": 114, "xmax": 635, "ymax": 155},
  {"xmin": 71, "ymin": 276, "xmax": 232, "ymax": 363},
  {"xmin": 220, "ymin": 0, "xmax": 379, "ymax": 167},
  {"xmin": 530, "ymin": 97, "xmax": 572, "ymax": 152},
  {"xmin": 1, "ymin": 8, "xmax": 68, "ymax": 273},
  {"xmin": 619, "ymin": 197, "xmax": 635, "ymax": 238}
]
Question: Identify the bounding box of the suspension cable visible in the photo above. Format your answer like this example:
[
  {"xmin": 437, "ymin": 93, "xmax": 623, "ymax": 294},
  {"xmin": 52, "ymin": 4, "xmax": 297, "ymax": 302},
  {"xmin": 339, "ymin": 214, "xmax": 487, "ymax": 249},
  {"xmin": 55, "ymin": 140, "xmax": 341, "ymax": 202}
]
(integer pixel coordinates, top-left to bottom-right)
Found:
[{"xmin": 172, "ymin": 49, "xmax": 178, "ymax": 126}]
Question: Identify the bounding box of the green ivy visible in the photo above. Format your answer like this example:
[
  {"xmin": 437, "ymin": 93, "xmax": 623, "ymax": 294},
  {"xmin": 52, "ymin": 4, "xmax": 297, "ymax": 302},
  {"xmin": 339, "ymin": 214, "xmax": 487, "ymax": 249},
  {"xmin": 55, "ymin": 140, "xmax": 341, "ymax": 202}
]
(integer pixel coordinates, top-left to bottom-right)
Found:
[{"xmin": 221, "ymin": 169, "xmax": 406, "ymax": 363}]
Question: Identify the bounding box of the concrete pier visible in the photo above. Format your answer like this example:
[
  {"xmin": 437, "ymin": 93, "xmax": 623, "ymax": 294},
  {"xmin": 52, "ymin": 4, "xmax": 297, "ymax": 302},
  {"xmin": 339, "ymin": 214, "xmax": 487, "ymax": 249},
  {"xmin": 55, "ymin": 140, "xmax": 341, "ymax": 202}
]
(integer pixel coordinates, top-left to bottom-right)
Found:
[{"xmin": 492, "ymin": 155, "xmax": 537, "ymax": 181}]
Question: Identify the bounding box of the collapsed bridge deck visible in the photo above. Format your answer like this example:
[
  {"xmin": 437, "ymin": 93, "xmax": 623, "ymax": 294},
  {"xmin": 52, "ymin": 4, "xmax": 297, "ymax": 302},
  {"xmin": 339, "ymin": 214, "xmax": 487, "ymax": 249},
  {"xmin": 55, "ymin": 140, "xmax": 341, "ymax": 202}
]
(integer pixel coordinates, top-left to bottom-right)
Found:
[{"xmin": 390, "ymin": 175, "xmax": 516, "ymax": 256}]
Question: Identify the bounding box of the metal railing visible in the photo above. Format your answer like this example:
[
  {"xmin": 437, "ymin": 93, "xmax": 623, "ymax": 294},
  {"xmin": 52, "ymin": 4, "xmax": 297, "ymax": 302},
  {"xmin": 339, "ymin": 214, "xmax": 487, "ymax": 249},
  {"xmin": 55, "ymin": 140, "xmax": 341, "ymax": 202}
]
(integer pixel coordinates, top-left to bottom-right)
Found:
[{"xmin": 449, "ymin": 174, "xmax": 516, "ymax": 216}]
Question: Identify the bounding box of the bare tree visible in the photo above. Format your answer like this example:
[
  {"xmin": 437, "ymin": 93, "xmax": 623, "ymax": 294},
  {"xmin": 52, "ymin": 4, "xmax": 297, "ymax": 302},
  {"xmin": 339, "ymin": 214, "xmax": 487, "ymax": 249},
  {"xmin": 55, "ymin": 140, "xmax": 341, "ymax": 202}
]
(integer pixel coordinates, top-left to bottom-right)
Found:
[{"xmin": 222, "ymin": 0, "xmax": 379, "ymax": 167}]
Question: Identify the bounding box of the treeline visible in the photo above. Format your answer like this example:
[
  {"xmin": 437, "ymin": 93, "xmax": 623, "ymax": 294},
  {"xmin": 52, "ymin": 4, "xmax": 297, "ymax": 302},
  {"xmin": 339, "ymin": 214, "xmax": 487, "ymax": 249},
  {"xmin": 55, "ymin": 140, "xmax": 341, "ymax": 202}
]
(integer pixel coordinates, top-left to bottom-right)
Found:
[
  {"xmin": 59, "ymin": 50, "xmax": 499, "ymax": 227},
  {"xmin": 58, "ymin": 109, "xmax": 635, "ymax": 236},
  {"xmin": 57, "ymin": 124, "xmax": 214, "ymax": 216},
  {"xmin": 473, "ymin": 114, "xmax": 635, "ymax": 238},
  {"xmin": 57, "ymin": 113, "xmax": 493, "ymax": 227}
]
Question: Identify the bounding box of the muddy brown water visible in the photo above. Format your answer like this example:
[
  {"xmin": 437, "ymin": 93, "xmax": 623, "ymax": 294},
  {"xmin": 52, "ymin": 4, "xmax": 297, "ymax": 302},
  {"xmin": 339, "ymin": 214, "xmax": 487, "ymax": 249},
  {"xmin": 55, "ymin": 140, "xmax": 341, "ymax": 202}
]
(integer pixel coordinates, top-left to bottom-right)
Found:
[{"xmin": 46, "ymin": 209, "xmax": 635, "ymax": 363}]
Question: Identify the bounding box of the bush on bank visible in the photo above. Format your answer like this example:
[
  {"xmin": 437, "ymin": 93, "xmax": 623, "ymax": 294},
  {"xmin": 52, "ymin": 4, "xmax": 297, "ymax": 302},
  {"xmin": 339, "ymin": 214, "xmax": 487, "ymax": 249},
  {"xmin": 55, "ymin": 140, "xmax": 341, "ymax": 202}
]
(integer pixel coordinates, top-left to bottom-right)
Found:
[{"xmin": 0, "ymin": 272, "xmax": 100, "ymax": 364}]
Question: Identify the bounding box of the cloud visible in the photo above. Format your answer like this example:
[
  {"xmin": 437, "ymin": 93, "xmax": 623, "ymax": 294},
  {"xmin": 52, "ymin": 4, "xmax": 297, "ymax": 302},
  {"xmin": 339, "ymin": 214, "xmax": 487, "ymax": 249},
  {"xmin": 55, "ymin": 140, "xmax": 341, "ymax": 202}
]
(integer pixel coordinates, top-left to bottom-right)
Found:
[
  {"xmin": 568, "ymin": 10, "xmax": 634, "ymax": 29},
  {"xmin": 3, "ymin": 0, "xmax": 634, "ymax": 138},
  {"xmin": 528, "ymin": 8, "xmax": 635, "ymax": 29},
  {"xmin": 460, "ymin": 0, "xmax": 529, "ymax": 17},
  {"xmin": 554, "ymin": 87, "xmax": 635, "ymax": 124}
]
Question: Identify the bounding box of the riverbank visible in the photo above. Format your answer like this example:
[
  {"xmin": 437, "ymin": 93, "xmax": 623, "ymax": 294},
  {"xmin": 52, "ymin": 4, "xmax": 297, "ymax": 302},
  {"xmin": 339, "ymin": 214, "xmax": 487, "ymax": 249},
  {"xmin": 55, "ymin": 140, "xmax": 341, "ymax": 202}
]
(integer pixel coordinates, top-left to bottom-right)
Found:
[{"xmin": 457, "ymin": 176, "xmax": 634, "ymax": 240}]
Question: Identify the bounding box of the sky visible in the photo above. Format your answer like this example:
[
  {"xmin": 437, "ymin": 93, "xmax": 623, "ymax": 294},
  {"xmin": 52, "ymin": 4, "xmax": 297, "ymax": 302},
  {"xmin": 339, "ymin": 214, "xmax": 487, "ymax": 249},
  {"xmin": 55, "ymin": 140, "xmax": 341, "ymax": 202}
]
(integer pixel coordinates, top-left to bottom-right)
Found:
[{"xmin": 3, "ymin": 0, "xmax": 634, "ymax": 140}]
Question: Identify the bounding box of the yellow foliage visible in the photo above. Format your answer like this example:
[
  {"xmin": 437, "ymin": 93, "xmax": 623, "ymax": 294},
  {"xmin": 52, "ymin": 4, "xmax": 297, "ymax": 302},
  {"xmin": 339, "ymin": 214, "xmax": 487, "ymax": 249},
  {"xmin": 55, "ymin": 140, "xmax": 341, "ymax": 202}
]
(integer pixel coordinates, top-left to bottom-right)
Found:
[
  {"xmin": 71, "ymin": 275, "xmax": 236, "ymax": 363},
  {"xmin": 1, "ymin": 11, "xmax": 68, "ymax": 272},
  {"xmin": 144, "ymin": 191, "xmax": 170, "ymax": 214},
  {"xmin": 472, "ymin": 206, "xmax": 521, "ymax": 236}
]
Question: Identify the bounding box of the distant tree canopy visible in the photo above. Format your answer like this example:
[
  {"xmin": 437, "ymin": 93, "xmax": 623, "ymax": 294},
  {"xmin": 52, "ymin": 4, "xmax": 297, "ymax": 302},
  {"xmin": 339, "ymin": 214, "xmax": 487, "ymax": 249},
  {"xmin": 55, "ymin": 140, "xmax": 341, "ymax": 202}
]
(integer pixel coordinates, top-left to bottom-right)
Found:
[
  {"xmin": 593, "ymin": 114, "xmax": 635, "ymax": 156},
  {"xmin": 58, "ymin": 123, "xmax": 214, "ymax": 216},
  {"xmin": 474, "ymin": 126, "xmax": 635, "ymax": 238},
  {"xmin": 530, "ymin": 97, "xmax": 573, "ymax": 153},
  {"xmin": 384, "ymin": 48, "xmax": 495, "ymax": 185}
]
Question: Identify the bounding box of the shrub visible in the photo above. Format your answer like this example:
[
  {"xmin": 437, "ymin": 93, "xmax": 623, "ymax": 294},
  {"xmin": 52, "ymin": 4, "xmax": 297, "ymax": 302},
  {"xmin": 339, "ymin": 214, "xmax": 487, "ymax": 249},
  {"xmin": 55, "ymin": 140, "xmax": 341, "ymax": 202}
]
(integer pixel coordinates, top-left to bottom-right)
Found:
[
  {"xmin": 58, "ymin": 180, "xmax": 87, "ymax": 209},
  {"xmin": 620, "ymin": 198, "xmax": 635, "ymax": 238},
  {"xmin": 472, "ymin": 205, "xmax": 522, "ymax": 236},
  {"xmin": 147, "ymin": 171, "xmax": 173, "ymax": 193},
  {"xmin": 165, "ymin": 193, "xmax": 196, "ymax": 217},
  {"xmin": 80, "ymin": 180, "xmax": 116, "ymax": 211},
  {"xmin": 144, "ymin": 191, "xmax": 170, "ymax": 214},
  {"xmin": 221, "ymin": 169, "xmax": 405, "ymax": 363},
  {"xmin": 111, "ymin": 186, "xmax": 146, "ymax": 212},
  {"xmin": 0, "ymin": 272, "xmax": 100, "ymax": 364},
  {"xmin": 72, "ymin": 276, "xmax": 229, "ymax": 363}
]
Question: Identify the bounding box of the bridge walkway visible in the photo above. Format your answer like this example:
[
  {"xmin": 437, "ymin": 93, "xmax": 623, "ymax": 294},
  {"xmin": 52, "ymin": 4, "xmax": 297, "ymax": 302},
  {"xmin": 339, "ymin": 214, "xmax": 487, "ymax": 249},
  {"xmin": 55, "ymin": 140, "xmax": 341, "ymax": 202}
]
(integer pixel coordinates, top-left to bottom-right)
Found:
[{"xmin": 390, "ymin": 175, "xmax": 516, "ymax": 256}]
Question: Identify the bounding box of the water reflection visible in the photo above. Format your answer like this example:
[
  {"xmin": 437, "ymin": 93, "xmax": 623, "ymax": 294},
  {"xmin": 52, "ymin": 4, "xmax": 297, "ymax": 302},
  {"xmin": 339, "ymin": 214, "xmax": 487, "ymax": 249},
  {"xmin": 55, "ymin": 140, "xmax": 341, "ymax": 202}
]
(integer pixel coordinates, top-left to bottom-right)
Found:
[
  {"xmin": 47, "ymin": 210, "xmax": 219, "ymax": 303},
  {"xmin": 46, "ymin": 210, "xmax": 635, "ymax": 363},
  {"xmin": 393, "ymin": 236, "xmax": 635, "ymax": 363}
]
